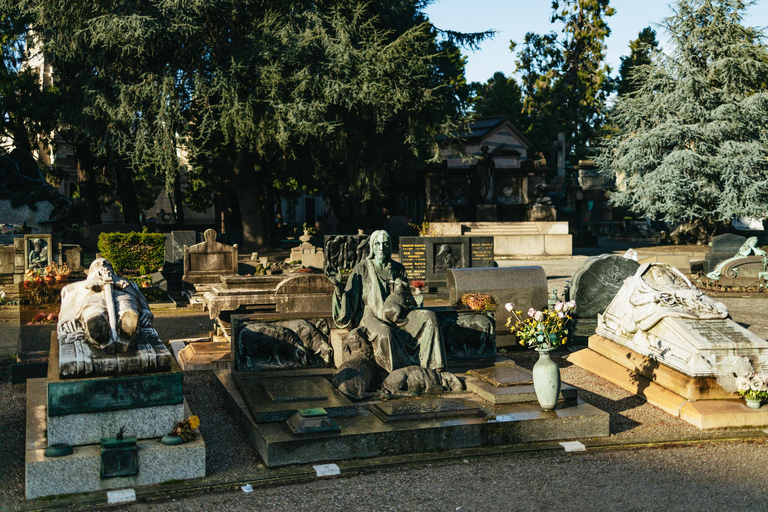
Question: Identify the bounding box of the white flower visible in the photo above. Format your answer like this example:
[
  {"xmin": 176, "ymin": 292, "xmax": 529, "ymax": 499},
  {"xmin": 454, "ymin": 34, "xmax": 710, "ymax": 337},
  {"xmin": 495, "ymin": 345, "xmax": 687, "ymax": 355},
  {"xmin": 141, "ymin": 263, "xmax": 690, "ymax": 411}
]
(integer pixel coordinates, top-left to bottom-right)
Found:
[
  {"xmin": 528, "ymin": 307, "xmax": 535, "ymax": 317},
  {"xmin": 0, "ymin": 290, "xmax": 5, "ymax": 300},
  {"xmin": 558, "ymin": 312, "xmax": 565, "ymax": 319},
  {"xmin": 534, "ymin": 311, "xmax": 543, "ymax": 322},
  {"xmin": 554, "ymin": 302, "xmax": 564, "ymax": 312},
  {"xmin": 505, "ymin": 302, "xmax": 514, "ymax": 312},
  {"xmin": 567, "ymin": 300, "xmax": 576, "ymax": 310},
  {"xmin": 736, "ymin": 376, "xmax": 751, "ymax": 391}
]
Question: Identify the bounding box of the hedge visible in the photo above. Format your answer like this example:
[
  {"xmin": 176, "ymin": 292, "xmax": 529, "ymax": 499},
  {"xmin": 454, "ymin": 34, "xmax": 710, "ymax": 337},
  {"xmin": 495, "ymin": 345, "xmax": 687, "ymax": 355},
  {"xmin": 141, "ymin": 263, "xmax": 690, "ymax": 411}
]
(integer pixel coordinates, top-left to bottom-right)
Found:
[{"xmin": 97, "ymin": 232, "xmax": 165, "ymax": 275}]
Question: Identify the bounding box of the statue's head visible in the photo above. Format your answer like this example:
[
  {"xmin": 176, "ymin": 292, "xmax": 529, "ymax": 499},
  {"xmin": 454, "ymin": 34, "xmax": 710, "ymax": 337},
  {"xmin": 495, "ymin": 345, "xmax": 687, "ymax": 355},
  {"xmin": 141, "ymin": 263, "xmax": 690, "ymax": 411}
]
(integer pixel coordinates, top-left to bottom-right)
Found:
[
  {"xmin": 33, "ymin": 238, "xmax": 44, "ymax": 249},
  {"xmin": 87, "ymin": 258, "xmax": 115, "ymax": 278},
  {"xmin": 368, "ymin": 230, "xmax": 391, "ymax": 264},
  {"xmin": 436, "ymin": 244, "xmax": 451, "ymax": 257}
]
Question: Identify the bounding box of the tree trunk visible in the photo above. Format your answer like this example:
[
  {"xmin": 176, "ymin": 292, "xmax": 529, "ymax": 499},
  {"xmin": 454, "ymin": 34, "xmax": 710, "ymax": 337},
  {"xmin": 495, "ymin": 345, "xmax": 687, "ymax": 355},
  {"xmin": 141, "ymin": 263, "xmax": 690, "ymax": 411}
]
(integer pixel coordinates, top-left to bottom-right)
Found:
[
  {"xmin": 233, "ymin": 150, "xmax": 270, "ymax": 249},
  {"xmin": 172, "ymin": 170, "xmax": 186, "ymax": 225},
  {"xmin": 74, "ymin": 141, "xmax": 103, "ymax": 226},
  {"xmin": 112, "ymin": 159, "xmax": 141, "ymax": 225}
]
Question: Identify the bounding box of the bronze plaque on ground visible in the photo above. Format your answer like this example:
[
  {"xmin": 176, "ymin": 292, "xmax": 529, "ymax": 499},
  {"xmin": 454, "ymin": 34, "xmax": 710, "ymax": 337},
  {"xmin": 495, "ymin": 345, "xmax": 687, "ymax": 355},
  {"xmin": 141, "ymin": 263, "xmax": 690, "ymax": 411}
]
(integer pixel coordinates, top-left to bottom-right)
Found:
[
  {"xmin": 467, "ymin": 365, "xmax": 533, "ymax": 387},
  {"xmin": 372, "ymin": 398, "xmax": 484, "ymax": 423}
]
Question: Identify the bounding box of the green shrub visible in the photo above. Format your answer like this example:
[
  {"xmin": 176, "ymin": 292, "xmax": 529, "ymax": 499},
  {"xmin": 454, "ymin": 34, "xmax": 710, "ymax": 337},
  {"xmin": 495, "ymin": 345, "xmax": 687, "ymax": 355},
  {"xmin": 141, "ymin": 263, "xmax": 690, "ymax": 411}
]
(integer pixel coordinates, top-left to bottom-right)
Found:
[{"xmin": 97, "ymin": 232, "xmax": 165, "ymax": 274}]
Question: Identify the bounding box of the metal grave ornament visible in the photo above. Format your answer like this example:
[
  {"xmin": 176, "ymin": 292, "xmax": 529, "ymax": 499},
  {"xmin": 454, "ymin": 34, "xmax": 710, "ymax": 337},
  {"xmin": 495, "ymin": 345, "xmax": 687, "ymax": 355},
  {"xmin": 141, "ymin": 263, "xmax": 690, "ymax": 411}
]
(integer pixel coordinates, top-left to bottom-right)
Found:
[
  {"xmin": 286, "ymin": 408, "xmax": 340, "ymax": 436},
  {"xmin": 100, "ymin": 428, "xmax": 138, "ymax": 479}
]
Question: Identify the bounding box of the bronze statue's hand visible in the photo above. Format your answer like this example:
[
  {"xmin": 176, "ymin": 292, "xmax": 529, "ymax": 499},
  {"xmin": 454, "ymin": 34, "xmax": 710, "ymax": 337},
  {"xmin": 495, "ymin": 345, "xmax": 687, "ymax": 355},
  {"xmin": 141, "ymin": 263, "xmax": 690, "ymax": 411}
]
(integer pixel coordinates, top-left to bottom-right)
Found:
[{"xmin": 327, "ymin": 272, "xmax": 344, "ymax": 294}]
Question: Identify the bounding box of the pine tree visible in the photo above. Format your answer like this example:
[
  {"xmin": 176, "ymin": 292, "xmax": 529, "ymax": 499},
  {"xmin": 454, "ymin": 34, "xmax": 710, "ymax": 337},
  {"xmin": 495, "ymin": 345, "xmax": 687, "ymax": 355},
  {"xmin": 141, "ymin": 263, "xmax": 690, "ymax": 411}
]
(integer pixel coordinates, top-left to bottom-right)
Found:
[
  {"xmin": 513, "ymin": 0, "xmax": 614, "ymax": 162},
  {"xmin": 470, "ymin": 71, "xmax": 527, "ymax": 128},
  {"xmin": 597, "ymin": 0, "xmax": 768, "ymax": 239},
  {"xmin": 617, "ymin": 27, "xmax": 659, "ymax": 97}
]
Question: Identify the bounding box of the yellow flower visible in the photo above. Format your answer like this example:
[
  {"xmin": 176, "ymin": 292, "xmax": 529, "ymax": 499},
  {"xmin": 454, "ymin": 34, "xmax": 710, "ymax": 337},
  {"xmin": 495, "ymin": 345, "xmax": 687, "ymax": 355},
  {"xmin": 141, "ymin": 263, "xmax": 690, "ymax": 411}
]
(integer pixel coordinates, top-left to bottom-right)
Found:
[{"xmin": 187, "ymin": 415, "xmax": 200, "ymax": 430}]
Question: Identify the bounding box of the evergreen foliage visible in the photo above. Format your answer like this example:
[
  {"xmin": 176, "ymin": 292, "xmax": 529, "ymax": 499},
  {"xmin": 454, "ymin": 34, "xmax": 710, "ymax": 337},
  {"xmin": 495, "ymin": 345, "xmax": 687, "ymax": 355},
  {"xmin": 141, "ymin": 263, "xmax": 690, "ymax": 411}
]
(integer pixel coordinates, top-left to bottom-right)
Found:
[
  {"xmin": 470, "ymin": 71, "xmax": 527, "ymax": 128},
  {"xmin": 97, "ymin": 232, "xmax": 165, "ymax": 274},
  {"xmin": 597, "ymin": 0, "xmax": 768, "ymax": 236},
  {"xmin": 513, "ymin": 0, "xmax": 615, "ymax": 162},
  {"xmin": 617, "ymin": 27, "xmax": 659, "ymax": 96},
  {"xmin": 8, "ymin": 0, "xmax": 487, "ymax": 246}
]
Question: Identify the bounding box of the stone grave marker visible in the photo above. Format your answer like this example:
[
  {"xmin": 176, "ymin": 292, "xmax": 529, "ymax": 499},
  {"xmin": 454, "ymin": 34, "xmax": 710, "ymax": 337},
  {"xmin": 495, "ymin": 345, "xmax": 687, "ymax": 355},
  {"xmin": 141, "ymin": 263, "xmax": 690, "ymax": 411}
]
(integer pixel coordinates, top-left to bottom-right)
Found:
[
  {"xmin": 597, "ymin": 263, "xmax": 768, "ymax": 377},
  {"xmin": 569, "ymin": 254, "xmax": 640, "ymax": 318},
  {"xmin": 183, "ymin": 228, "xmax": 238, "ymax": 291},
  {"xmin": 447, "ymin": 266, "xmax": 547, "ymax": 346},
  {"xmin": 399, "ymin": 236, "xmax": 494, "ymax": 291}
]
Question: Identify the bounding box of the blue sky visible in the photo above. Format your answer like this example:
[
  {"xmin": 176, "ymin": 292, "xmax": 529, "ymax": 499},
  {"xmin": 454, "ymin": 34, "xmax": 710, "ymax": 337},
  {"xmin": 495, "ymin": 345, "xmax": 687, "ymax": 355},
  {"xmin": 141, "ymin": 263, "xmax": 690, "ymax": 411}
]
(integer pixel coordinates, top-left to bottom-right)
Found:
[{"xmin": 424, "ymin": 0, "xmax": 768, "ymax": 84}]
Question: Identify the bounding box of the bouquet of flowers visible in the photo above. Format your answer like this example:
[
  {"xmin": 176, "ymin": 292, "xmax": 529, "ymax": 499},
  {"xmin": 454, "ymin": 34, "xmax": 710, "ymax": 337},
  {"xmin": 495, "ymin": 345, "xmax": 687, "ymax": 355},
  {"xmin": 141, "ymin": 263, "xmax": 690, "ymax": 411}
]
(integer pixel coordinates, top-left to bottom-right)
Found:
[
  {"xmin": 170, "ymin": 415, "xmax": 200, "ymax": 442},
  {"xmin": 718, "ymin": 357, "xmax": 768, "ymax": 402},
  {"xmin": 457, "ymin": 293, "xmax": 498, "ymax": 314},
  {"xmin": 505, "ymin": 300, "xmax": 576, "ymax": 350}
]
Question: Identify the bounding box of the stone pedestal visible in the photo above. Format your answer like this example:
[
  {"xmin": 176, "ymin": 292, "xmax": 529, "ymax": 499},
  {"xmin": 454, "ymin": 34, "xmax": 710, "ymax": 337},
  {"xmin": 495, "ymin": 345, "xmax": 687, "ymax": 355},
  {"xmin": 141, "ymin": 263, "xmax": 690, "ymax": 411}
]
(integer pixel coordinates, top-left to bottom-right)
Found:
[
  {"xmin": 25, "ymin": 338, "xmax": 205, "ymax": 500},
  {"xmin": 569, "ymin": 335, "xmax": 768, "ymax": 429},
  {"xmin": 214, "ymin": 365, "xmax": 609, "ymax": 468},
  {"xmin": 528, "ymin": 205, "xmax": 556, "ymax": 221},
  {"xmin": 465, "ymin": 360, "xmax": 577, "ymax": 405},
  {"xmin": 25, "ymin": 379, "xmax": 205, "ymax": 500}
]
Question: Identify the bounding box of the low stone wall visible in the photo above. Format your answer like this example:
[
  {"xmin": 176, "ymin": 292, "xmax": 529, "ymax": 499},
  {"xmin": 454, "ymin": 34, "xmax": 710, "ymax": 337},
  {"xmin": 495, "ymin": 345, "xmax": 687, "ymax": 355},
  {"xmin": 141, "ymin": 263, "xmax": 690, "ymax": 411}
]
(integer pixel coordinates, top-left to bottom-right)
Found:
[{"xmin": 428, "ymin": 221, "xmax": 572, "ymax": 257}]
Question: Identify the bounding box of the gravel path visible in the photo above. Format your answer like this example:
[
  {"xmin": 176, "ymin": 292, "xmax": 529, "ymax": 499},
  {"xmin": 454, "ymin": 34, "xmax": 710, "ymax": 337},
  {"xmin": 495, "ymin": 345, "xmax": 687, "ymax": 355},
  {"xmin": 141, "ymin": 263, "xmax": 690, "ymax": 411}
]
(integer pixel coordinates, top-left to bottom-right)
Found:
[{"xmin": 114, "ymin": 441, "xmax": 768, "ymax": 512}]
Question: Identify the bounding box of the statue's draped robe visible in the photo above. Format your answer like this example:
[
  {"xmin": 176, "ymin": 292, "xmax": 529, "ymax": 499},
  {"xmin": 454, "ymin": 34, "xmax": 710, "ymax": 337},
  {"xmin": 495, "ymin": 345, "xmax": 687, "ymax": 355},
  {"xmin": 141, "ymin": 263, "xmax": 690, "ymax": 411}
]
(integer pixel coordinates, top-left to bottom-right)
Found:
[
  {"xmin": 332, "ymin": 259, "xmax": 446, "ymax": 372},
  {"xmin": 615, "ymin": 263, "xmax": 729, "ymax": 336}
]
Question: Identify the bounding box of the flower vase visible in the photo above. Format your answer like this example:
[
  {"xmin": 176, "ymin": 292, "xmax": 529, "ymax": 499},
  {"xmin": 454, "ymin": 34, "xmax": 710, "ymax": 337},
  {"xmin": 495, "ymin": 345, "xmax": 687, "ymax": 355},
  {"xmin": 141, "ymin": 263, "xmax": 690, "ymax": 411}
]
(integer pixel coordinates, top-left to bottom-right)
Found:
[
  {"xmin": 746, "ymin": 398, "xmax": 762, "ymax": 409},
  {"xmin": 413, "ymin": 288, "xmax": 424, "ymax": 308},
  {"xmin": 532, "ymin": 347, "xmax": 561, "ymax": 411}
]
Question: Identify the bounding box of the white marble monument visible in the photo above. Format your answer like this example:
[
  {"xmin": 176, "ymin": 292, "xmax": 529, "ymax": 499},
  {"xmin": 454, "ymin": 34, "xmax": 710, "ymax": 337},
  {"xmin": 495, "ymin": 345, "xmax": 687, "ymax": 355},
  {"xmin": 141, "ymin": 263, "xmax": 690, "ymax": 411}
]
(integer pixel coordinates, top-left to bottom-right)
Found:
[{"xmin": 597, "ymin": 263, "xmax": 768, "ymax": 378}]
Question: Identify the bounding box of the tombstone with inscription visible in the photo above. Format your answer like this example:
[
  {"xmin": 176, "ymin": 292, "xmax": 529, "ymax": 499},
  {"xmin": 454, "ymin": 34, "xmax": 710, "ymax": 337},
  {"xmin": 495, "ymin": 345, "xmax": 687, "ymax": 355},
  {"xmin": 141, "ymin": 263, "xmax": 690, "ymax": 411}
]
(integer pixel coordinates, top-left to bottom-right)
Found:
[
  {"xmin": 399, "ymin": 236, "xmax": 494, "ymax": 293},
  {"xmin": 24, "ymin": 258, "xmax": 205, "ymax": 499},
  {"xmin": 596, "ymin": 263, "xmax": 768, "ymax": 377},
  {"xmin": 183, "ymin": 228, "xmax": 238, "ymax": 292}
]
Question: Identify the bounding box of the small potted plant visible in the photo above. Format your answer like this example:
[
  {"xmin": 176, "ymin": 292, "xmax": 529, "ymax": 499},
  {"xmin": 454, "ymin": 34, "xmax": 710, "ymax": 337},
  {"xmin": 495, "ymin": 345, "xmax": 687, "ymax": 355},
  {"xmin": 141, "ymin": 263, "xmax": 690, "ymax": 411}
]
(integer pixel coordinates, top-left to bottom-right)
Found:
[
  {"xmin": 505, "ymin": 300, "xmax": 575, "ymax": 410},
  {"xmin": 162, "ymin": 415, "xmax": 201, "ymax": 445}
]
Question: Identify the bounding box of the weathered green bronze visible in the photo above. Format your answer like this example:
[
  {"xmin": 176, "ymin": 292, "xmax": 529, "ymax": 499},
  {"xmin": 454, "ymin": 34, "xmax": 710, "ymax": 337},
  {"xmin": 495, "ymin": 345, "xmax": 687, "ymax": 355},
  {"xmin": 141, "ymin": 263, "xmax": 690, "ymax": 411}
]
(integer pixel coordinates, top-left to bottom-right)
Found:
[
  {"xmin": 286, "ymin": 408, "xmax": 340, "ymax": 435},
  {"xmin": 48, "ymin": 370, "xmax": 183, "ymax": 416},
  {"xmin": 100, "ymin": 434, "xmax": 138, "ymax": 479}
]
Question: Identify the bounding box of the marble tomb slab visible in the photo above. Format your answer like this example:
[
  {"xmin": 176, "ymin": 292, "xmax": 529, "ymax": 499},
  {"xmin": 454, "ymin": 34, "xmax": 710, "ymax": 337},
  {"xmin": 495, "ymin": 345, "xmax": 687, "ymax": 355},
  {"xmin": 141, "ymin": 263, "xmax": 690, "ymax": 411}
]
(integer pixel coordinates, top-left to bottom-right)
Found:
[
  {"xmin": 233, "ymin": 373, "xmax": 356, "ymax": 423},
  {"xmin": 372, "ymin": 398, "xmax": 484, "ymax": 423}
]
